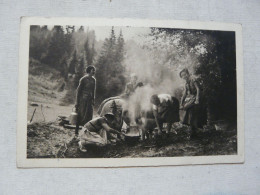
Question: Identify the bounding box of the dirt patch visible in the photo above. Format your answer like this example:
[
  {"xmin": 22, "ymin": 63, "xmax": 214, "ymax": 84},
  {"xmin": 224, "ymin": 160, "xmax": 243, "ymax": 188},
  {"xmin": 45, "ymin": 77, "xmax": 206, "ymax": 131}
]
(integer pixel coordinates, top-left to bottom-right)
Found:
[
  {"xmin": 27, "ymin": 122, "xmax": 237, "ymax": 158},
  {"xmin": 27, "ymin": 122, "xmax": 75, "ymax": 158}
]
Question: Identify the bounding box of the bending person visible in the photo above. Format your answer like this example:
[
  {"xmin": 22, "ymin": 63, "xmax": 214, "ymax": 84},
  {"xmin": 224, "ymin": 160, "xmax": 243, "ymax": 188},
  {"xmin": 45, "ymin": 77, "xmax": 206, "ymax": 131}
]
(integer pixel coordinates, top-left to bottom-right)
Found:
[
  {"xmin": 150, "ymin": 94, "xmax": 180, "ymax": 135},
  {"xmin": 78, "ymin": 113, "xmax": 125, "ymax": 152}
]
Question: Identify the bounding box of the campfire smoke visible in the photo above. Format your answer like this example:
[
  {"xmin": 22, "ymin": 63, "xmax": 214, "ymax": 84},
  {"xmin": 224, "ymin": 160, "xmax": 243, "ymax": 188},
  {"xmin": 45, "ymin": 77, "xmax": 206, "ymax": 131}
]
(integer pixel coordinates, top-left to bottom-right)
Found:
[{"xmin": 122, "ymin": 35, "xmax": 199, "ymax": 124}]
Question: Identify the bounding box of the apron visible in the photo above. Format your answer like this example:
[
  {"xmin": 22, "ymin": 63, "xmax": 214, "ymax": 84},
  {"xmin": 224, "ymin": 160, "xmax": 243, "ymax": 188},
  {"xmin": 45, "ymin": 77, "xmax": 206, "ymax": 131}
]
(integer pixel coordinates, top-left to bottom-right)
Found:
[{"xmin": 79, "ymin": 127, "xmax": 108, "ymax": 147}]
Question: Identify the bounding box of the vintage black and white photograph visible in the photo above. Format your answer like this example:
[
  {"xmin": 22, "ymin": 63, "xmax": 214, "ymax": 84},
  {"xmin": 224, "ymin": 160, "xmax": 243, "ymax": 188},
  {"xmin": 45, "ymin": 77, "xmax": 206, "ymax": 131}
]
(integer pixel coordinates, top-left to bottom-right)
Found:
[{"xmin": 17, "ymin": 18, "xmax": 243, "ymax": 167}]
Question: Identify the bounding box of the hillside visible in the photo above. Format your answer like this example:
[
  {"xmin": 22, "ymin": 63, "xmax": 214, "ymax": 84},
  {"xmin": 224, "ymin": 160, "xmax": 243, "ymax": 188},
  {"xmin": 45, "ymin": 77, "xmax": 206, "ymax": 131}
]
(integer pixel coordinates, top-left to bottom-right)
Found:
[
  {"xmin": 27, "ymin": 58, "xmax": 73, "ymax": 123},
  {"xmin": 28, "ymin": 58, "xmax": 67, "ymax": 104}
]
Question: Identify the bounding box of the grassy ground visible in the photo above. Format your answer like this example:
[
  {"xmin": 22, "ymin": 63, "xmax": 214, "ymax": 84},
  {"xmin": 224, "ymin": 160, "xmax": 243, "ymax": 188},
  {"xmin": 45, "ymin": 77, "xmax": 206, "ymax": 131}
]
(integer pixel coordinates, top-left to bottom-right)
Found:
[{"xmin": 27, "ymin": 122, "xmax": 237, "ymax": 158}]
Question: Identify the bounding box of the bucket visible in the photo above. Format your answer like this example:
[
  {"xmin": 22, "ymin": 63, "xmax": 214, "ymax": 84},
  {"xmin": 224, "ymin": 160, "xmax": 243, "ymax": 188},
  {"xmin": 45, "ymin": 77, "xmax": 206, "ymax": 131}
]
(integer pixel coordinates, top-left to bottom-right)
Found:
[{"xmin": 69, "ymin": 107, "xmax": 78, "ymax": 125}]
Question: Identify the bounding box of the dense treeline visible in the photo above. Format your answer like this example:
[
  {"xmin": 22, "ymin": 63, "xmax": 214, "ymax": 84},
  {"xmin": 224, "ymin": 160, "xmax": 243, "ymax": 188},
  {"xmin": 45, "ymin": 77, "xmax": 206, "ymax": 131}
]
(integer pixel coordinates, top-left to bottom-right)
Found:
[
  {"xmin": 148, "ymin": 28, "xmax": 236, "ymax": 123},
  {"xmin": 95, "ymin": 28, "xmax": 126, "ymax": 103}
]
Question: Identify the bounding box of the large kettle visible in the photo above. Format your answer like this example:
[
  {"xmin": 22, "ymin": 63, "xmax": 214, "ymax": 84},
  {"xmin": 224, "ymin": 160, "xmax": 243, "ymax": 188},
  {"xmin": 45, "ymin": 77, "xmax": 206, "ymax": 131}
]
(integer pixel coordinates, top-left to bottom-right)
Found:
[
  {"xmin": 69, "ymin": 107, "xmax": 78, "ymax": 125},
  {"xmin": 124, "ymin": 125, "xmax": 141, "ymax": 143}
]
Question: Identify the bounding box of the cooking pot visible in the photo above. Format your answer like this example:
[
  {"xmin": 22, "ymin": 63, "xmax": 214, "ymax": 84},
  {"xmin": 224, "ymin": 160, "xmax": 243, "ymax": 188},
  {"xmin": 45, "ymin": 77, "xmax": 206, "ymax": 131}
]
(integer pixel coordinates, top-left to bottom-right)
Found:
[{"xmin": 124, "ymin": 125, "xmax": 141, "ymax": 143}]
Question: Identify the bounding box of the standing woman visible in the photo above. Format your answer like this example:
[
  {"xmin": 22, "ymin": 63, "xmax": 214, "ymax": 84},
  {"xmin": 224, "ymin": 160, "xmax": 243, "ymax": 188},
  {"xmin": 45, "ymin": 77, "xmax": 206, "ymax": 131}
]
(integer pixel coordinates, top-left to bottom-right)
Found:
[
  {"xmin": 180, "ymin": 68, "xmax": 200, "ymax": 138},
  {"xmin": 75, "ymin": 65, "xmax": 96, "ymax": 135}
]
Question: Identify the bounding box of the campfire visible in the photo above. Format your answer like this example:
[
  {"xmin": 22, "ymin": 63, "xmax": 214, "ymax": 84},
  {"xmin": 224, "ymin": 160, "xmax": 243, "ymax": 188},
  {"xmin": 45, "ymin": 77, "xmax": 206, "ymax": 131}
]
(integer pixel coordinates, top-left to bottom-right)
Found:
[{"xmin": 124, "ymin": 125, "xmax": 142, "ymax": 143}]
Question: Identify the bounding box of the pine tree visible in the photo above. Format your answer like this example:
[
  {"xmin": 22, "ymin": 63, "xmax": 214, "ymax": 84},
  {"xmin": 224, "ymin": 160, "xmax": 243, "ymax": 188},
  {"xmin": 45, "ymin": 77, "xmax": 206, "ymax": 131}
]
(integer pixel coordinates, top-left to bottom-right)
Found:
[
  {"xmin": 84, "ymin": 35, "xmax": 97, "ymax": 66},
  {"xmin": 77, "ymin": 56, "xmax": 85, "ymax": 76},
  {"xmin": 60, "ymin": 51, "xmax": 69, "ymax": 80},
  {"xmin": 43, "ymin": 26, "xmax": 66, "ymax": 70},
  {"xmin": 95, "ymin": 27, "xmax": 126, "ymax": 102},
  {"xmin": 64, "ymin": 25, "xmax": 75, "ymax": 56},
  {"xmin": 90, "ymin": 41, "xmax": 96, "ymax": 65},
  {"xmin": 78, "ymin": 26, "xmax": 84, "ymax": 32},
  {"xmin": 29, "ymin": 25, "xmax": 42, "ymax": 60},
  {"xmin": 42, "ymin": 25, "xmax": 75, "ymax": 78},
  {"xmin": 115, "ymin": 29, "xmax": 125, "ymax": 63},
  {"xmin": 74, "ymin": 56, "xmax": 85, "ymax": 88},
  {"xmin": 113, "ymin": 29, "xmax": 126, "ymax": 77},
  {"xmin": 68, "ymin": 50, "xmax": 78, "ymax": 74},
  {"xmin": 29, "ymin": 25, "xmax": 51, "ymax": 61}
]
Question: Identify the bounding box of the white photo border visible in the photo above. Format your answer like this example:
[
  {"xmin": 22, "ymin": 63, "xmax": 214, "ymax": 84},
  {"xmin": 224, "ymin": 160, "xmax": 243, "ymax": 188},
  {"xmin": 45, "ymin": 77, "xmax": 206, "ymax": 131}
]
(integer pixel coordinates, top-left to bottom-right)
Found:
[{"xmin": 17, "ymin": 17, "xmax": 244, "ymax": 168}]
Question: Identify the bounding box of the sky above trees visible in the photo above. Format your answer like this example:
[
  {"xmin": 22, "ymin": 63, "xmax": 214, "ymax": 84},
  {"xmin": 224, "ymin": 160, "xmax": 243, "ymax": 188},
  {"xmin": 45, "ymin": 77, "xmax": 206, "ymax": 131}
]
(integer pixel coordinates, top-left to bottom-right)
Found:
[{"xmin": 45, "ymin": 25, "xmax": 151, "ymax": 42}]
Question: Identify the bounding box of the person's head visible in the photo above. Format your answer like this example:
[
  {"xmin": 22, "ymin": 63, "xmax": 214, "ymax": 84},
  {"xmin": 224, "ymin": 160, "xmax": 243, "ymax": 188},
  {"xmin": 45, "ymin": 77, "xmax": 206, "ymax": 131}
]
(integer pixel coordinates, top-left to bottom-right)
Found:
[
  {"xmin": 104, "ymin": 113, "xmax": 115, "ymax": 124},
  {"xmin": 150, "ymin": 94, "xmax": 160, "ymax": 106},
  {"xmin": 179, "ymin": 68, "xmax": 190, "ymax": 81},
  {"xmin": 86, "ymin": 65, "xmax": 96, "ymax": 76},
  {"xmin": 130, "ymin": 73, "xmax": 138, "ymax": 83}
]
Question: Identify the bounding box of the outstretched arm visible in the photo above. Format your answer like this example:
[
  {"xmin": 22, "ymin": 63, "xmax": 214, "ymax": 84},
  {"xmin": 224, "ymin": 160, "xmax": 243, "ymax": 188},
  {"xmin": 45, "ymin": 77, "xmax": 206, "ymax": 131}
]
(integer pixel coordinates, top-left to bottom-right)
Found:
[
  {"xmin": 152, "ymin": 107, "xmax": 162, "ymax": 132},
  {"xmin": 101, "ymin": 123, "xmax": 124, "ymax": 137}
]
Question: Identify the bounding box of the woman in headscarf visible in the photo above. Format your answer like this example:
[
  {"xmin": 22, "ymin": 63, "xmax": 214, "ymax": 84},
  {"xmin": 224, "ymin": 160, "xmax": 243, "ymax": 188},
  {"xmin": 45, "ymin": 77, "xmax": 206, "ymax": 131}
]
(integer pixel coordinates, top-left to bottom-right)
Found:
[
  {"xmin": 78, "ymin": 113, "xmax": 125, "ymax": 152},
  {"xmin": 179, "ymin": 68, "xmax": 200, "ymax": 138},
  {"xmin": 98, "ymin": 98, "xmax": 127, "ymax": 131},
  {"xmin": 75, "ymin": 65, "xmax": 96, "ymax": 135}
]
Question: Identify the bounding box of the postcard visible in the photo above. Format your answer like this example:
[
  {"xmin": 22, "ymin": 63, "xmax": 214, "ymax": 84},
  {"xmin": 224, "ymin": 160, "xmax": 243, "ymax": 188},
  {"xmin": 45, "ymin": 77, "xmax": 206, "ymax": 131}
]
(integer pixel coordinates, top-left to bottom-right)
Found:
[{"xmin": 17, "ymin": 17, "xmax": 244, "ymax": 167}]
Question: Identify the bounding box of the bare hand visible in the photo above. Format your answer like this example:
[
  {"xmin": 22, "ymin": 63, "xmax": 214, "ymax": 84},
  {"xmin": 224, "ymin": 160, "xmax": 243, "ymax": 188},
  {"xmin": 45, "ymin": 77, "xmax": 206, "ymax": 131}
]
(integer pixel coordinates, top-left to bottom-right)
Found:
[
  {"xmin": 120, "ymin": 132, "xmax": 126, "ymax": 139},
  {"xmin": 116, "ymin": 133, "xmax": 125, "ymax": 141}
]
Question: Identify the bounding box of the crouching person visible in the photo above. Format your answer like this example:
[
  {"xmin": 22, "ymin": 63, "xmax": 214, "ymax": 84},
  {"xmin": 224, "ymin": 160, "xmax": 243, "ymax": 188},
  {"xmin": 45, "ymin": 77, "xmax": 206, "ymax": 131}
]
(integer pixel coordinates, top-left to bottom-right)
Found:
[
  {"xmin": 78, "ymin": 113, "xmax": 125, "ymax": 152},
  {"xmin": 150, "ymin": 94, "xmax": 180, "ymax": 136}
]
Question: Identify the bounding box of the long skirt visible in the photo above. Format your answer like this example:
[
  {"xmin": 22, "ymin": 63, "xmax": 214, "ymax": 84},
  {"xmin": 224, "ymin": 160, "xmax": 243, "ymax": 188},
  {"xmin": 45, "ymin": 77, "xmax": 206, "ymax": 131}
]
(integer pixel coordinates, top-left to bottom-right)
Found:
[
  {"xmin": 182, "ymin": 104, "xmax": 199, "ymax": 127},
  {"xmin": 78, "ymin": 96, "xmax": 93, "ymax": 126}
]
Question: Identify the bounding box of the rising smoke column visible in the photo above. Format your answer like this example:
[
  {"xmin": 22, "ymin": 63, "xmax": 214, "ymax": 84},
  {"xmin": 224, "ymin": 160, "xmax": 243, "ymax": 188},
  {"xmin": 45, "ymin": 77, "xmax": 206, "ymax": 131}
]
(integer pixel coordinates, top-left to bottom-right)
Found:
[{"xmin": 122, "ymin": 28, "xmax": 207, "ymax": 123}]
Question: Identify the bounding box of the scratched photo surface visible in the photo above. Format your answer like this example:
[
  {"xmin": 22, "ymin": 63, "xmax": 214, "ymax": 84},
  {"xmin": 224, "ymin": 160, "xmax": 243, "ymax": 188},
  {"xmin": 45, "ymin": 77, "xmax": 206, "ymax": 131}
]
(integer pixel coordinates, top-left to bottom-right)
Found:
[{"xmin": 26, "ymin": 25, "xmax": 237, "ymax": 159}]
